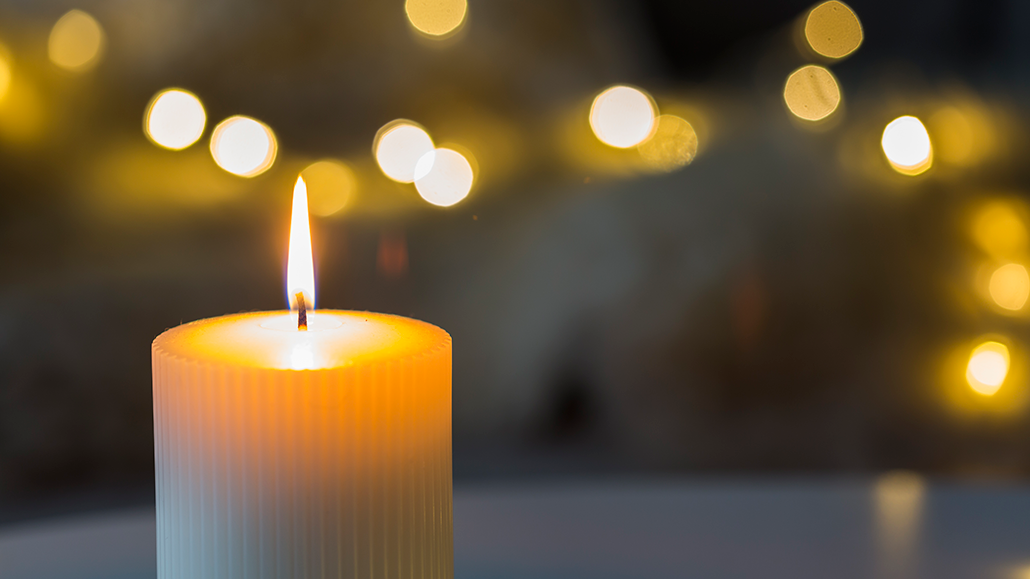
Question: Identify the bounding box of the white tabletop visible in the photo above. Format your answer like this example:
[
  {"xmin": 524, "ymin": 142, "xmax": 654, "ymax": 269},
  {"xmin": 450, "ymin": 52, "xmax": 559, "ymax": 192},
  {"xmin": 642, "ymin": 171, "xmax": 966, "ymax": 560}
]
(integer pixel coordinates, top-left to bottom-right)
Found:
[{"xmin": 2, "ymin": 479, "xmax": 1029, "ymax": 579}]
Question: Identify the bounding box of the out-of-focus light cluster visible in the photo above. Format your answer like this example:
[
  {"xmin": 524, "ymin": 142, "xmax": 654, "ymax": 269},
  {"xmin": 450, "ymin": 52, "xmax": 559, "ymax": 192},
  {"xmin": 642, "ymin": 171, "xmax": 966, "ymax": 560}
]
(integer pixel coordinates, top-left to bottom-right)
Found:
[
  {"xmin": 881, "ymin": 116, "xmax": 932, "ymax": 175},
  {"xmin": 967, "ymin": 341, "xmax": 1010, "ymax": 396},
  {"xmin": 301, "ymin": 160, "xmax": 356, "ymax": 217},
  {"xmin": 784, "ymin": 2, "xmax": 861, "ymax": 123},
  {"xmin": 145, "ymin": 89, "xmax": 206, "ymax": 151},
  {"xmin": 210, "ymin": 116, "xmax": 277, "ymax": 177},
  {"xmin": 803, "ymin": 1, "xmax": 863, "ymax": 60},
  {"xmin": 374, "ymin": 119, "xmax": 475, "ymax": 207},
  {"xmin": 375, "ymin": 121, "xmax": 435, "ymax": 183},
  {"xmin": 141, "ymin": 88, "xmax": 279, "ymax": 178},
  {"xmin": 405, "ymin": 0, "xmax": 468, "ymax": 38},
  {"xmin": 414, "ymin": 148, "xmax": 475, "ymax": 207},
  {"xmin": 48, "ymin": 10, "xmax": 104, "ymax": 72},
  {"xmin": 588, "ymin": 85, "xmax": 698, "ymax": 173},
  {"xmin": 964, "ymin": 202, "xmax": 1028, "ymax": 401},
  {"xmin": 783, "ymin": 65, "xmax": 841, "ymax": 122}
]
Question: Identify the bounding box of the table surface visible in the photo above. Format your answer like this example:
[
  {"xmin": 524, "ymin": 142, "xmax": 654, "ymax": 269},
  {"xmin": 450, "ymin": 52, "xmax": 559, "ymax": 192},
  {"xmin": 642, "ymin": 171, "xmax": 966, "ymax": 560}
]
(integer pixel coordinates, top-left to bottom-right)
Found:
[{"xmin": 2, "ymin": 478, "xmax": 1030, "ymax": 579}]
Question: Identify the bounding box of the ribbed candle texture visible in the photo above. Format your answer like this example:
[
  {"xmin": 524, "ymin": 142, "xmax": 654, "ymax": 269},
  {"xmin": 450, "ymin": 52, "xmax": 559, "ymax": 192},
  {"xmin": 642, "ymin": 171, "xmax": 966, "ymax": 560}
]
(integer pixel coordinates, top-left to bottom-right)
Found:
[{"xmin": 152, "ymin": 311, "xmax": 453, "ymax": 579}]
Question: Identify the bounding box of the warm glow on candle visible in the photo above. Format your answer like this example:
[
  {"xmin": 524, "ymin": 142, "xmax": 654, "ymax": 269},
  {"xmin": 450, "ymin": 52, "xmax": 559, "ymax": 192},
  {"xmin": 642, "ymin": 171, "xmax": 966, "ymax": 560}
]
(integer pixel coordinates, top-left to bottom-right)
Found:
[{"xmin": 287, "ymin": 177, "xmax": 315, "ymax": 311}]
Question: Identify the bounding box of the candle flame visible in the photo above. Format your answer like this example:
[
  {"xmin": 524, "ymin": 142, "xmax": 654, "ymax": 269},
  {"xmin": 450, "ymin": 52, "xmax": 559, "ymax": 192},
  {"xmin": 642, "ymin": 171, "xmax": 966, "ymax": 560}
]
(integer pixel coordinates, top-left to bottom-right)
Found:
[{"xmin": 287, "ymin": 177, "xmax": 315, "ymax": 311}]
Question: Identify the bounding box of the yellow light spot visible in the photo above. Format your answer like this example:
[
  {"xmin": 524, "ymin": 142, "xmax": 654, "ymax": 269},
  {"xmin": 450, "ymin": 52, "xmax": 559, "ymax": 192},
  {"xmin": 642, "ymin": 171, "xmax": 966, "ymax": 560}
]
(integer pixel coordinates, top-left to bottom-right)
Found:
[
  {"xmin": 48, "ymin": 10, "xmax": 105, "ymax": 72},
  {"xmin": 804, "ymin": 1, "xmax": 863, "ymax": 59},
  {"xmin": 973, "ymin": 201, "xmax": 1028, "ymax": 259},
  {"xmin": 374, "ymin": 120, "xmax": 434, "ymax": 183},
  {"xmin": 210, "ymin": 116, "xmax": 277, "ymax": 177},
  {"xmin": 287, "ymin": 177, "xmax": 315, "ymax": 311},
  {"xmin": 881, "ymin": 116, "xmax": 932, "ymax": 175},
  {"xmin": 783, "ymin": 65, "xmax": 841, "ymax": 121},
  {"xmin": 414, "ymin": 148, "xmax": 474, "ymax": 207},
  {"xmin": 301, "ymin": 160, "xmax": 356, "ymax": 217},
  {"xmin": 405, "ymin": 0, "xmax": 468, "ymax": 37},
  {"xmin": 966, "ymin": 341, "xmax": 1010, "ymax": 396},
  {"xmin": 0, "ymin": 48, "xmax": 11, "ymax": 103},
  {"xmin": 929, "ymin": 107, "xmax": 974, "ymax": 165},
  {"xmin": 590, "ymin": 85, "xmax": 657, "ymax": 149},
  {"xmin": 638, "ymin": 115, "xmax": 698, "ymax": 171},
  {"xmin": 989, "ymin": 264, "xmax": 1030, "ymax": 311},
  {"xmin": 144, "ymin": 89, "xmax": 206, "ymax": 151}
]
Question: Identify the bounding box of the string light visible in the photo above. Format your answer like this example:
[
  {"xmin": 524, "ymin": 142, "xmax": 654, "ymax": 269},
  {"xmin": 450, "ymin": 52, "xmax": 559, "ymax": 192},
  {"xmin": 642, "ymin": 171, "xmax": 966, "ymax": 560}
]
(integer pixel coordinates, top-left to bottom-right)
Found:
[
  {"xmin": 405, "ymin": 0, "xmax": 468, "ymax": 37},
  {"xmin": 374, "ymin": 120, "xmax": 435, "ymax": 183},
  {"xmin": 783, "ymin": 65, "xmax": 841, "ymax": 122},
  {"xmin": 804, "ymin": 1, "xmax": 863, "ymax": 60},
  {"xmin": 210, "ymin": 116, "xmax": 277, "ymax": 177},
  {"xmin": 881, "ymin": 116, "xmax": 932, "ymax": 175},
  {"xmin": 144, "ymin": 89, "xmax": 207, "ymax": 151},
  {"xmin": 48, "ymin": 10, "xmax": 105, "ymax": 72},
  {"xmin": 414, "ymin": 148, "xmax": 474, "ymax": 207},
  {"xmin": 590, "ymin": 85, "xmax": 657, "ymax": 149}
]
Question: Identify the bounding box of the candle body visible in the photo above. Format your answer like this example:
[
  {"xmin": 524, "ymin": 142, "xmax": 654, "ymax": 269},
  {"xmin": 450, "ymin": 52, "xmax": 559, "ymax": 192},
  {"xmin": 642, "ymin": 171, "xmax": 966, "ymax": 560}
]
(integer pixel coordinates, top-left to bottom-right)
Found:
[{"xmin": 152, "ymin": 311, "xmax": 452, "ymax": 579}]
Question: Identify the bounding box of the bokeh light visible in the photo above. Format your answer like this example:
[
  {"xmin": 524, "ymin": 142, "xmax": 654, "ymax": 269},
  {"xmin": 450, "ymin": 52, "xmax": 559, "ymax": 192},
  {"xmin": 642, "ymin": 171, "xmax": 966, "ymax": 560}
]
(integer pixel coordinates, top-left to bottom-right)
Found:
[
  {"xmin": 300, "ymin": 160, "xmax": 356, "ymax": 217},
  {"xmin": 928, "ymin": 102, "xmax": 996, "ymax": 168},
  {"xmin": 929, "ymin": 107, "xmax": 974, "ymax": 166},
  {"xmin": 966, "ymin": 341, "xmax": 1010, "ymax": 396},
  {"xmin": 638, "ymin": 115, "xmax": 698, "ymax": 172},
  {"xmin": 783, "ymin": 65, "xmax": 841, "ymax": 122},
  {"xmin": 881, "ymin": 116, "xmax": 932, "ymax": 175},
  {"xmin": 144, "ymin": 89, "xmax": 206, "ymax": 151},
  {"xmin": 48, "ymin": 10, "xmax": 105, "ymax": 72},
  {"xmin": 589, "ymin": 85, "xmax": 657, "ymax": 149},
  {"xmin": 0, "ymin": 47, "xmax": 11, "ymax": 103},
  {"xmin": 374, "ymin": 120, "xmax": 434, "ymax": 183},
  {"xmin": 210, "ymin": 116, "xmax": 277, "ymax": 177},
  {"xmin": 414, "ymin": 148, "xmax": 474, "ymax": 207},
  {"xmin": 405, "ymin": 0, "xmax": 468, "ymax": 37},
  {"xmin": 804, "ymin": 1, "xmax": 863, "ymax": 59},
  {"xmin": 989, "ymin": 263, "xmax": 1030, "ymax": 311},
  {"xmin": 973, "ymin": 201, "xmax": 1028, "ymax": 259}
]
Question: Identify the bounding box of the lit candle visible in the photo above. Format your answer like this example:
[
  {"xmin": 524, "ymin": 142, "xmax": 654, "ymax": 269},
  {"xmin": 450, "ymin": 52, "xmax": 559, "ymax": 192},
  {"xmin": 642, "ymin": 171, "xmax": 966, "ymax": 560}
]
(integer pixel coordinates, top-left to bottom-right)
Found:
[{"xmin": 152, "ymin": 178, "xmax": 453, "ymax": 579}]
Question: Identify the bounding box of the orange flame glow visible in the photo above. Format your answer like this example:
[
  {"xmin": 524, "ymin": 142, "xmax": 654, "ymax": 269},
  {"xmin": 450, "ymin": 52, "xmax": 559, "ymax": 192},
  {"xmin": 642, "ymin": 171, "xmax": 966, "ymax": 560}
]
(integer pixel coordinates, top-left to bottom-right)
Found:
[{"xmin": 287, "ymin": 177, "xmax": 315, "ymax": 311}]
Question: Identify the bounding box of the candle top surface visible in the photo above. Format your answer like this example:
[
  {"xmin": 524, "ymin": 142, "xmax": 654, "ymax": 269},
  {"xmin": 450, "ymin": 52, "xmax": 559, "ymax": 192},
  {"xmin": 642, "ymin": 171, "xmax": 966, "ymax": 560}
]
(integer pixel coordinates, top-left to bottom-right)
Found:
[{"xmin": 153, "ymin": 310, "xmax": 450, "ymax": 370}]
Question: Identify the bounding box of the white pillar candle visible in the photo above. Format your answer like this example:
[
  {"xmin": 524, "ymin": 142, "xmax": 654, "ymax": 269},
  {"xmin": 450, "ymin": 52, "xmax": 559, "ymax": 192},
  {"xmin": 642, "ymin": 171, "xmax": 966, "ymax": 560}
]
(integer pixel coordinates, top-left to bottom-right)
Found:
[{"xmin": 151, "ymin": 177, "xmax": 453, "ymax": 578}]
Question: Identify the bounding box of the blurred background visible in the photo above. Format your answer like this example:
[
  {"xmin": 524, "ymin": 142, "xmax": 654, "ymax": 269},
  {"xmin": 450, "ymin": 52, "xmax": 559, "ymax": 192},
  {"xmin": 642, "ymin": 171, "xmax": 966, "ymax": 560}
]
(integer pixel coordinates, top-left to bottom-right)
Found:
[{"xmin": 2, "ymin": 0, "xmax": 1030, "ymax": 529}]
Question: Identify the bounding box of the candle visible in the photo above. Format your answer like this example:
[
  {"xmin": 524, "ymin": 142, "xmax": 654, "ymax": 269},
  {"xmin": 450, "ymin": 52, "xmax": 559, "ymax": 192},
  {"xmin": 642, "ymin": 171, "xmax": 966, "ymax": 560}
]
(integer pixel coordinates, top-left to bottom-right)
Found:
[{"xmin": 152, "ymin": 178, "xmax": 453, "ymax": 579}]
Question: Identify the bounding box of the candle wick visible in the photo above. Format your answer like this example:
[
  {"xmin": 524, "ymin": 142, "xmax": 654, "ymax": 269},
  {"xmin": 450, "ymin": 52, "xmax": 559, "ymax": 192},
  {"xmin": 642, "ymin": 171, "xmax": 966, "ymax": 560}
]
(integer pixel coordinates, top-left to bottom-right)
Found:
[{"xmin": 296, "ymin": 292, "xmax": 308, "ymax": 331}]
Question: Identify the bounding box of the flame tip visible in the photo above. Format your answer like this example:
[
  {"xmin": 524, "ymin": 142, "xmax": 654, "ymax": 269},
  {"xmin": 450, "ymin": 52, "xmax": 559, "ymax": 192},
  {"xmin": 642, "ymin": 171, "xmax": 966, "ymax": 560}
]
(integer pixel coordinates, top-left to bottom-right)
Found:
[{"xmin": 287, "ymin": 174, "xmax": 315, "ymax": 311}]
